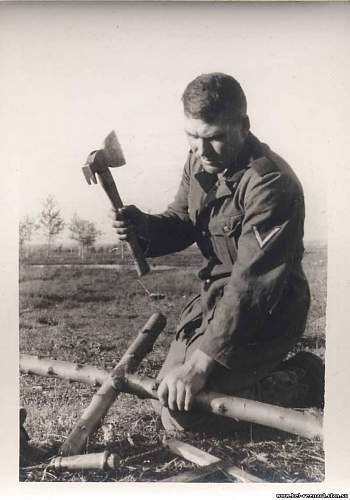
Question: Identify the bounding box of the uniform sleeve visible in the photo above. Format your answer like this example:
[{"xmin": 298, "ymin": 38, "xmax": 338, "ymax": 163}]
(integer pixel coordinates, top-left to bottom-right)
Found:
[
  {"xmin": 199, "ymin": 168, "xmax": 304, "ymax": 368},
  {"xmin": 145, "ymin": 155, "xmax": 196, "ymax": 257}
]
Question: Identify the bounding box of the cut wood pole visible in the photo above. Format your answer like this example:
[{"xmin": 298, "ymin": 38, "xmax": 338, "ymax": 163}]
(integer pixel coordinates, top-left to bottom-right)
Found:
[
  {"xmin": 162, "ymin": 439, "xmax": 265, "ymax": 483},
  {"xmin": 123, "ymin": 374, "xmax": 323, "ymax": 441},
  {"xmin": 20, "ymin": 356, "xmax": 323, "ymax": 441},
  {"xmin": 20, "ymin": 354, "xmax": 107, "ymax": 387},
  {"xmin": 58, "ymin": 312, "xmax": 166, "ymax": 456},
  {"xmin": 49, "ymin": 451, "xmax": 119, "ymax": 472}
]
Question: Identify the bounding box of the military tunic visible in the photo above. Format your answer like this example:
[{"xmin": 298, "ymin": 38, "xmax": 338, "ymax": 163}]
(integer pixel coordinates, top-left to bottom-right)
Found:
[{"xmin": 145, "ymin": 133, "xmax": 310, "ymax": 394}]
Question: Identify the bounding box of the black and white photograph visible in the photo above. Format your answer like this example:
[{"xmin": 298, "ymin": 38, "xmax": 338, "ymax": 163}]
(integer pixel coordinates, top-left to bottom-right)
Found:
[{"xmin": 1, "ymin": 0, "xmax": 350, "ymax": 494}]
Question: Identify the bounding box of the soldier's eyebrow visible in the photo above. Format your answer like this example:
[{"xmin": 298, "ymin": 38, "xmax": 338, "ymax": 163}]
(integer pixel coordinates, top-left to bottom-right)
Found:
[
  {"xmin": 207, "ymin": 132, "xmax": 225, "ymax": 141},
  {"xmin": 186, "ymin": 131, "xmax": 225, "ymax": 141}
]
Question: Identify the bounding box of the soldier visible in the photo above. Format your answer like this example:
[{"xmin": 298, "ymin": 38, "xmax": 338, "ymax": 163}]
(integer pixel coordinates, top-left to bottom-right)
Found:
[{"xmin": 113, "ymin": 73, "xmax": 324, "ymax": 433}]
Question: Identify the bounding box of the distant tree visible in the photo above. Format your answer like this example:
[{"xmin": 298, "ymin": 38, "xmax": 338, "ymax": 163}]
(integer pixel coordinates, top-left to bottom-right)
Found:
[
  {"xmin": 69, "ymin": 213, "xmax": 102, "ymax": 260},
  {"xmin": 39, "ymin": 196, "xmax": 65, "ymax": 258},
  {"xmin": 19, "ymin": 216, "xmax": 39, "ymax": 257}
]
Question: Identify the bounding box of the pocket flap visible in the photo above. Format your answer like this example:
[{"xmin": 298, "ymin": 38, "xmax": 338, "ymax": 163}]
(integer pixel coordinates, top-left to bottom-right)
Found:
[{"xmin": 209, "ymin": 213, "xmax": 243, "ymax": 236}]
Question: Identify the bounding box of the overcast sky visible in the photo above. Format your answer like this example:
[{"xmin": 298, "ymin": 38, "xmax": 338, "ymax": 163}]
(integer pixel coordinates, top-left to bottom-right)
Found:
[{"xmin": 3, "ymin": 2, "xmax": 349, "ymax": 244}]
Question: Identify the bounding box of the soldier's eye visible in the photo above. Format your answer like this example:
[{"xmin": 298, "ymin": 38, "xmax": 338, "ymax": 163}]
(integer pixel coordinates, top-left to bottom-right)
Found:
[{"xmin": 211, "ymin": 134, "xmax": 224, "ymax": 141}]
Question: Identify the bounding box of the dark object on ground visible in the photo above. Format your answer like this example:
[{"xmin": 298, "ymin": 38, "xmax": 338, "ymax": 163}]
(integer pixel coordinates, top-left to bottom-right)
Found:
[
  {"xmin": 20, "ymin": 407, "xmax": 30, "ymax": 465},
  {"xmin": 20, "ymin": 407, "xmax": 56, "ymax": 467}
]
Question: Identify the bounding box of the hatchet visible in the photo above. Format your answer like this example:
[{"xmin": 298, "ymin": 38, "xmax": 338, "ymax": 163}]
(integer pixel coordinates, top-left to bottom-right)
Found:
[{"xmin": 82, "ymin": 131, "xmax": 150, "ymax": 277}]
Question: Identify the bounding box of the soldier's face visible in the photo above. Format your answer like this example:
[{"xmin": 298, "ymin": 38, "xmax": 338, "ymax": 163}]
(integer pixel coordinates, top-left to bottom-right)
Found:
[{"xmin": 184, "ymin": 113, "xmax": 248, "ymax": 174}]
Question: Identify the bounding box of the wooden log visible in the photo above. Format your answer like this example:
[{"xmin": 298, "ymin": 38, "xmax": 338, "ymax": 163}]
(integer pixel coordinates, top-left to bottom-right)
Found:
[
  {"xmin": 20, "ymin": 354, "xmax": 107, "ymax": 387},
  {"xmin": 122, "ymin": 374, "xmax": 323, "ymax": 440},
  {"xmin": 20, "ymin": 355, "xmax": 323, "ymax": 441},
  {"xmin": 163, "ymin": 439, "xmax": 265, "ymax": 483},
  {"xmin": 59, "ymin": 312, "xmax": 166, "ymax": 456},
  {"xmin": 194, "ymin": 391, "xmax": 323, "ymax": 441},
  {"xmin": 49, "ymin": 451, "xmax": 119, "ymax": 472}
]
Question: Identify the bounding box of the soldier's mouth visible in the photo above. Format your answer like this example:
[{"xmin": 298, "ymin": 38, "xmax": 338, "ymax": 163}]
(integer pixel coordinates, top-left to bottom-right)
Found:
[{"xmin": 201, "ymin": 157, "xmax": 217, "ymax": 165}]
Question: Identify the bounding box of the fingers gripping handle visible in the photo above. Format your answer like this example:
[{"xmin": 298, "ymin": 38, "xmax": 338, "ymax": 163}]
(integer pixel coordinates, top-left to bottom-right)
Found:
[{"xmin": 96, "ymin": 170, "xmax": 150, "ymax": 277}]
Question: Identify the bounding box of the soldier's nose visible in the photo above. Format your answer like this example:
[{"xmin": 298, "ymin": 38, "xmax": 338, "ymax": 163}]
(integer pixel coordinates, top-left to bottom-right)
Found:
[
  {"xmin": 197, "ymin": 139, "xmax": 210, "ymax": 157},
  {"xmin": 195, "ymin": 139, "xmax": 204, "ymax": 156}
]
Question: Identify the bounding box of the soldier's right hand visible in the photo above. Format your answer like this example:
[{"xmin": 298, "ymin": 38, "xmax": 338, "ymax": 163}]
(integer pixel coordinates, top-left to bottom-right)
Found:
[{"xmin": 112, "ymin": 205, "xmax": 150, "ymax": 242}]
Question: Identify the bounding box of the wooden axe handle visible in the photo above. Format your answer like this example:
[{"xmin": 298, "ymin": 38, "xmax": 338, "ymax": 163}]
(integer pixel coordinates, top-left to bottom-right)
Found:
[
  {"xmin": 96, "ymin": 170, "xmax": 150, "ymax": 277},
  {"xmin": 59, "ymin": 312, "xmax": 166, "ymax": 457}
]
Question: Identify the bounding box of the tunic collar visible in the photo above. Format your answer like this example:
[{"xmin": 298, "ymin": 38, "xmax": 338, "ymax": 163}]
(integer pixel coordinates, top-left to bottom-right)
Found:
[{"xmin": 224, "ymin": 132, "xmax": 265, "ymax": 179}]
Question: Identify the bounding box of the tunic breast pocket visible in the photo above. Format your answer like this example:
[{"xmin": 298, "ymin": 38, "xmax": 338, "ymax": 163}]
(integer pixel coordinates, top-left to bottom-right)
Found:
[{"xmin": 209, "ymin": 213, "xmax": 243, "ymax": 265}]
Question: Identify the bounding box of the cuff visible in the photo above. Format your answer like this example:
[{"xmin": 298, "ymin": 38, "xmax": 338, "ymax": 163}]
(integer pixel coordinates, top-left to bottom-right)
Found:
[
  {"xmin": 138, "ymin": 236, "xmax": 151, "ymax": 257},
  {"xmin": 198, "ymin": 326, "xmax": 234, "ymax": 370}
]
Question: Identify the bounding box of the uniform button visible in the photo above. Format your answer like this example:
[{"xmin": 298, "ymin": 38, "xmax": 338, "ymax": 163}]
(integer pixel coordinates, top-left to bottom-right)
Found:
[
  {"xmin": 205, "ymin": 279, "xmax": 211, "ymax": 285},
  {"xmin": 202, "ymin": 230, "xmax": 208, "ymax": 237},
  {"xmin": 223, "ymin": 225, "xmax": 229, "ymax": 232}
]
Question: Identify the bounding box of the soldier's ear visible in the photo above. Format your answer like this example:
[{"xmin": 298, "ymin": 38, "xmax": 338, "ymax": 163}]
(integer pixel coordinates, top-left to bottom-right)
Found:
[{"xmin": 241, "ymin": 115, "xmax": 250, "ymax": 137}]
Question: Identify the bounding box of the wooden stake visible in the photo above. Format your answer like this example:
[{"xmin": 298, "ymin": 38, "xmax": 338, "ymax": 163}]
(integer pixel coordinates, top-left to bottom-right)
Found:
[{"xmin": 59, "ymin": 312, "xmax": 166, "ymax": 456}]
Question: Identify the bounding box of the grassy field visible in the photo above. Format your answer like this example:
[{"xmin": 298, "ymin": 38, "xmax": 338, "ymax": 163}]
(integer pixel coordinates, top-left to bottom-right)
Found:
[{"xmin": 19, "ymin": 244, "xmax": 326, "ymax": 483}]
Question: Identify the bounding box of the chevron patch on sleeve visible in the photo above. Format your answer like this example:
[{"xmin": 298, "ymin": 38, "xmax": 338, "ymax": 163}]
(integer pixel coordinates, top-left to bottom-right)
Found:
[{"xmin": 252, "ymin": 225, "xmax": 281, "ymax": 249}]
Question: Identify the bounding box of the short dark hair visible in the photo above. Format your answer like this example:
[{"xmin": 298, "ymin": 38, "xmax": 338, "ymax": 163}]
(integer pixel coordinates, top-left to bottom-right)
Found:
[{"xmin": 182, "ymin": 73, "xmax": 247, "ymax": 123}]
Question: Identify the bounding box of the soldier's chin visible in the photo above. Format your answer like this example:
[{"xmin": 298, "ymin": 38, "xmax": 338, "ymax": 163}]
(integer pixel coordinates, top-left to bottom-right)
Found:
[{"xmin": 201, "ymin": 162, "xmax": 224, "ymax": 174}]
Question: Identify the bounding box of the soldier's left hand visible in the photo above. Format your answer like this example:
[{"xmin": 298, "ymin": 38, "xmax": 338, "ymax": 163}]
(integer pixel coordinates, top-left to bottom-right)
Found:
[{"xmin": 157, "ymin": 350, "xmax": 215, "ymax": 412}]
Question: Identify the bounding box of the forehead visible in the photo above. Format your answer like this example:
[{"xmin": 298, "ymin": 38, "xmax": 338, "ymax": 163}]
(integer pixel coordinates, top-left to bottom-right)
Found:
[{"xmin": 184, "ymin": 115, "xmax": 229, "ymax": 138}]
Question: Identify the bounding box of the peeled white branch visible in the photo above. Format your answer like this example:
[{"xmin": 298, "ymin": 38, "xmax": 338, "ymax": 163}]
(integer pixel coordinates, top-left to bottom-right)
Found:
[
  {"xmin": 20, "ymin": 354, "xmax": 107, "ymax": 387},
  {"xmin": 20, "ymin": 354, "xmax": 323, "ymax": 441},
  {"xmin": 122, "ymin": 374, "xmax": 323, "ymax": 440},
  {"xmin": 194, "ymin": 391, "xmax": 322, "ymax": 441}
]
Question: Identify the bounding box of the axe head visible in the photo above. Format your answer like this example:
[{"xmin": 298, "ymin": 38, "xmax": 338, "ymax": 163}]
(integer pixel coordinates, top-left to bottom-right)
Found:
[{"xmin": 82, "ymin": 130, "xmax": 126, "ymax": 185}]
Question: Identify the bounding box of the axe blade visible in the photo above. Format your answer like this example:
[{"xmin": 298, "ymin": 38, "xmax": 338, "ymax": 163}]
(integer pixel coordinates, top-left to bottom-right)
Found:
[{"xmin": 103, "ymin": 130, "xmax": 126, "ymax": 168}]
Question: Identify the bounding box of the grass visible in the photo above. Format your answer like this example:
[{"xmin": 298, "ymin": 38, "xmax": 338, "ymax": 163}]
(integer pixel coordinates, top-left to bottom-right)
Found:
[{"xmin": 19, "ymin": 244, "xmax": 326, "ymax": 482}]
